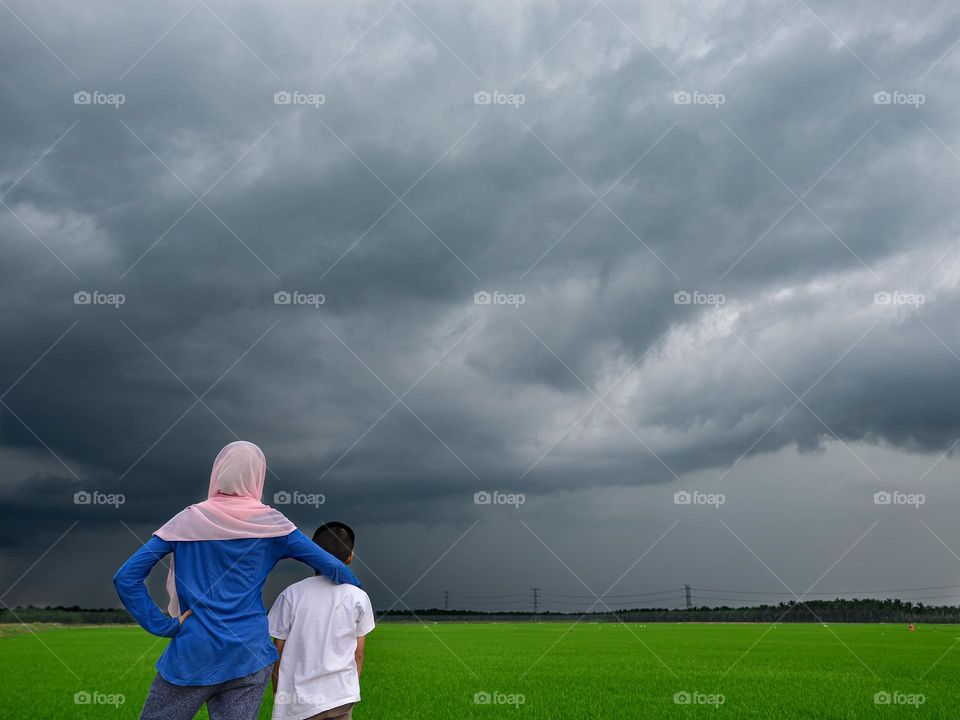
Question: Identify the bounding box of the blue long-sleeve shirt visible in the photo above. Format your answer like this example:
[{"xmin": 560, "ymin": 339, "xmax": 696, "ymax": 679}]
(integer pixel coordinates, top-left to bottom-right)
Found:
[{"xmin": 113, "ymin": 530, "xmax": 360, "ymax": 686}]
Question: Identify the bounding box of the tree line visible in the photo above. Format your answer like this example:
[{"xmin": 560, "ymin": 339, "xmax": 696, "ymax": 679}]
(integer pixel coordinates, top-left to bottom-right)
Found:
[{"xmin": 5, "ymin": 598, "xmax": 960, "ymax": 624}]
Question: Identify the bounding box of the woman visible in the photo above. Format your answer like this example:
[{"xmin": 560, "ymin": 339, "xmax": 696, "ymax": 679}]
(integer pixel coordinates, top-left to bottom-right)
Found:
[{"xmin": 114, "ymin": 441, "xmax": 360, "ymax": 720}]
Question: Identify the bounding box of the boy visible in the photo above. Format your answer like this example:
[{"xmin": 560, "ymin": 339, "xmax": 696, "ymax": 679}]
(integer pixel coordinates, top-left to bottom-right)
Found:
[{"xmin": 268, "ymin": 522, "xmax": 374, "ymax": 720}]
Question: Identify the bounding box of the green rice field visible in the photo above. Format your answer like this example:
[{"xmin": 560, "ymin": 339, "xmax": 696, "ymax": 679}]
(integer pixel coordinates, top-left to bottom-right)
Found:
[{"xmin": 1, "ymin": 622, "xmax": 957, "ymax": 718}]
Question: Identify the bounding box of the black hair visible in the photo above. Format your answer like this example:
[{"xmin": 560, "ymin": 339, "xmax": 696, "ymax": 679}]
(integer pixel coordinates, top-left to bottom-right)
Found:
[{"xmin": 311, "ymin": 521, "xmax": 355, "ymax": 563}]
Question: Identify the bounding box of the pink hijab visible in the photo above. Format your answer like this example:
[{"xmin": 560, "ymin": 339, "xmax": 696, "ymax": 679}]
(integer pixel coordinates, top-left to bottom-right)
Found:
[{"xmin": 155, "ymin": 441, "xmax": 295, "ymax": 615}]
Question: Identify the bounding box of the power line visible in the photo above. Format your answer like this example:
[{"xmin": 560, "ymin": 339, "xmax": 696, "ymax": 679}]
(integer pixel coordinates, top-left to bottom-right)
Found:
[
  {"xmin": 449, "ymin": 592, "xmax": 530, "ymax": 599},
  {"xmin": 692, "ymin": 583, "xmax": 960, "ymax": 595},
  {"xmin": 541, "ymin": 590, "xmax": 682, "ymax": 599},
  {"xmin": 444, "ymin": 597, "xmax": 534, "ymax": 604},
  {"xmin": 385, "ymin": 582, "xmax": 960, "ymax": 611},
  {"xmin": 693, "ymin": 593, "xmax": 960, "ymax": 604},
  {"xmin": 543, "ymin": 596, "xmax": 684, "ymax": 605},
  {"xmin": 444, "ymin": 599, "xmax": 530, "ymax": 610}
]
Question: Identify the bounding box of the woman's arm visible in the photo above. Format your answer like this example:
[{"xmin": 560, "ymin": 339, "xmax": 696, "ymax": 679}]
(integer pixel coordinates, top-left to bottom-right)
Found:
[
  {"xmin": 280, "ymin": 530, "xmax": 361, "ymax": 587},
  {"xmin": 112, "ymin": 536, "xmax": 184, "ymax": 637}
]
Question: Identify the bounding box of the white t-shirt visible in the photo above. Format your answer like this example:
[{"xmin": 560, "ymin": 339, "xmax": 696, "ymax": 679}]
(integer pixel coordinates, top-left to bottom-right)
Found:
[{"xmin": 268, "ymin": 576, "xmax": 375, "ymax": 720}]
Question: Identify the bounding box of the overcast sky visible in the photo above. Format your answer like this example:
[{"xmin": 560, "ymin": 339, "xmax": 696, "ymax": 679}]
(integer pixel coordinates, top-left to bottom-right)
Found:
[{"xmin": 2, "ymin": 0, "xmax": 960, "ymax": 613}]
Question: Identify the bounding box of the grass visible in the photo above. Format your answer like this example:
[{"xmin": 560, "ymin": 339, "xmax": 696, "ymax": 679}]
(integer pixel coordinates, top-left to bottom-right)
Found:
[{"xmin": 1, "ymin": 622, "xmax": 958, "ymax": 718}]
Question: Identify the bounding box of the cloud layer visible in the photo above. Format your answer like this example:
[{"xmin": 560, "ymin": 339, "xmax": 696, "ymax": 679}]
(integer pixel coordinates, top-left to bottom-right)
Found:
[{"xmin": 2, "ymin": 0, "xmax": 960, "ymax": 608}]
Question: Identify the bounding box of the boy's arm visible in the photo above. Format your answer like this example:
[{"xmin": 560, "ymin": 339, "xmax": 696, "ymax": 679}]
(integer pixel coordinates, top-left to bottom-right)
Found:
[
  {"xmin": 272, "ymin": 638, "xmax": 285, "ymax": 694},
  {"xmin": 355, "ymin": 635, "xmax": 365, "ymax": 678},
  {"xmin": 267, "ymin": 590, "xmax": 292, "ymax": 696},
  {"xmin": 355, "ymin": 591, "xmax": 375, "ymax": 680}
]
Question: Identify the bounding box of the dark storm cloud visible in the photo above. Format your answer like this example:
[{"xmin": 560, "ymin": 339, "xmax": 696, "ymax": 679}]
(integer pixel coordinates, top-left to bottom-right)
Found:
[{"xmin": 3, "ymin": 0, "xmax": 960, "ymax": 606}]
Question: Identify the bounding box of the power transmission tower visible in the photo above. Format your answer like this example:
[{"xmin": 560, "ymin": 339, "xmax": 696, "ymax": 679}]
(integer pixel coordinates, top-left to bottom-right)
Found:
[
  {"xmin": 684, "ymin": 584, "xmax": 692, "ymax": 610},
  {"xmin": 443, "ymin": 590, "xmax": 450, "ymax": 611},
  {"xmin": 531, "ymin": 587, "xmax": 541, "ymax": 615}
]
